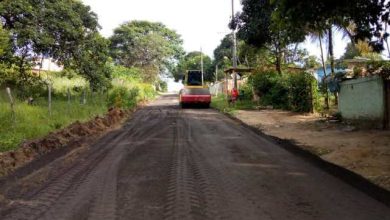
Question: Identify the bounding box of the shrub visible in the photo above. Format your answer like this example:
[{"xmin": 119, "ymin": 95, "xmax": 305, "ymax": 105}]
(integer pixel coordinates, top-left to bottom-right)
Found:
[
  {"xmin": 249, "ymin": 71, "xmax": 289, "ymax": 109},
  {"xmin": 268, "ymin": 77, "xmax": 289, "ymax": 109},
  {"xmin": 239, "ymin": 84, "xmax": 253, "ymax": 101},
  {"xmin": 137, "ymin": 84, "xmax": 155, "ymax": 101},
  {"xmin": 108, "ymin": 86, "xmax": 139, "ymax": 109},
  {"xmin": 249, "ymin": 70, "xmax": 318, "ymax": 112},
  {"xmin": 158, "ymin": 80, "xmax": 168, "ymax": 92},
  {"xmin": 288, "ymin": 72, "xmax": 317, "ymax": 112}
]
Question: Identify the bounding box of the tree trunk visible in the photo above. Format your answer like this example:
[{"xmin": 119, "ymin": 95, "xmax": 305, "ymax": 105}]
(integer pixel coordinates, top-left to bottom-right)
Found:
[
  {"xmin": 328, "ymin": 27, "xmax": 338, "ymax": 105},
  {"xmin": 385, "ymin": 23, "xmax": 390, "ymax": 58},
  {"xmin": 39, "ymin": 55, "xmax": 44, "ymax": 78},
  {"xmin": 292, "ymin": 43, "xmax": 299, "ymax": 63},
  {"xmin": 274, "ymin": 34, "xmax": 282, "ymax": 75},
  {"xmin": 385, "ymin": 39, "xmax": 390, "ymax": 58},
  {"xmin": 276, "ymin": 51, "xmax": 282, "ymax": 75},
  {"xmin": 328, "ymin": 27, "xmax": 335, "ymax": 76},
  {"xmin": 319, "ymin": 36, "xmax": 329, "ymax": 109}
]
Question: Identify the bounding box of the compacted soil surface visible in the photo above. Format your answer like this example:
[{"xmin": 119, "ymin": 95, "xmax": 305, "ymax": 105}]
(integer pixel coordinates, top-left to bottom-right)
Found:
[
  {"xmin": 234, "ymin": 109, "xmax": 390, "ymax": 191},
  {"xmin": 0, "ymin": 95, "xmax": 389, "ymax": 220}
]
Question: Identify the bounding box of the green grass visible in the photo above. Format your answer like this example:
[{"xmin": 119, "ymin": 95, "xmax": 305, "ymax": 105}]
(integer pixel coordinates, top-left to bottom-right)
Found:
[
  {"xmin": 0, "ymin": 67, "xmax": 157, "ymax": 152},
  {"xmin": 0, "ymin": 95, "xmax": 108, "ymax": 152},
  {"xmin": 211, "ymin": 95, "xmax": 257, "ymax": 115}
]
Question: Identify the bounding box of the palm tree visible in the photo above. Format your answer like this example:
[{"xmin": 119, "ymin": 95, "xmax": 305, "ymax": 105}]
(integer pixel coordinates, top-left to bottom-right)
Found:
[
  {"xmin": 326, "ymin": 21, "xmax": 357, "ymax": 105},
  {"xmin": 331, "ymin": 21, "xmax": 359, "ymax": 105},
  {"xmin": 381, "ymin": 23, "xmax": 390, "ymax": 58},
  {"xmin": 310, "ymin": 31, "xmax": 329, "ymax": 109},
  {"xmin": 327, "ymin": 26, "xmax": 339, "ymax": 105}
]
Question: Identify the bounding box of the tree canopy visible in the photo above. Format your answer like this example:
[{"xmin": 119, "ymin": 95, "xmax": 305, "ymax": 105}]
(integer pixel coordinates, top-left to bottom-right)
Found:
[
  {"xmin": 173, "ymin": 51, "xmax": 213, "ymax": 82},
  {"xmin": 66, "ymin": 33, "xmax": 112, "ymax": 90},
  {"xmin": 234, "ymin": 0, "xmax": 306, "ymax": 73},
  {"xmin": 0, "ymin": 0, "xmax": 110, "ymax": 90},
  {"xmin": 214, "ymin": 34, "xmax": 233, "ymax": 66},
  {"xmin": 271, "ymin": 0, "xmax": 384, "ymax": 50},
  {"xmin": 109, "ymin": 21, "xmax": 185, "ymax": 82}
]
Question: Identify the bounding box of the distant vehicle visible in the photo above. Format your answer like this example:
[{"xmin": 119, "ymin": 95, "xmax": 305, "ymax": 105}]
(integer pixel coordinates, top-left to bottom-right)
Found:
[{"xmin": 179, "ymin": 70, "xmax": 211, "ymax": 108}]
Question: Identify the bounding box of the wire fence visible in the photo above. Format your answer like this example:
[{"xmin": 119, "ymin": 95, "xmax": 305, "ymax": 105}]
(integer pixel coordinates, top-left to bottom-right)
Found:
[
  {"xmin": 209, "ymin": 82, "xmax": 225, "ymax": 96},
  {"xmin": 0, "ymin": 86, "xmax": 109, "ymax": 126}
]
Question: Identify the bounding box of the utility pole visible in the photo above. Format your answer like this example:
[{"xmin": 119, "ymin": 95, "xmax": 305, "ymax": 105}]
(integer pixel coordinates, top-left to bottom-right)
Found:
[
  {"xmin": 201, "ymin": 47, "xmax": 204, "ymax": 86},
  {"xmin": 231, "ymin": 0, "xmax": 238, "ymax": 89},
  {"xmin": 215, "ymin": 65, "xmax": 218, "ymax": 84}
]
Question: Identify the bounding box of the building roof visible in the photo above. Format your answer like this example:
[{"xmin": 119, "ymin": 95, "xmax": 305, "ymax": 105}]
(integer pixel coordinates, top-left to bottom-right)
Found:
[
  {"xmin": 224, "ymin": 67, "xmax": 254, "ymax": 74},
  {"xmin": 343, "ymin": 57, "xmax": 371, "ymax": 63}
]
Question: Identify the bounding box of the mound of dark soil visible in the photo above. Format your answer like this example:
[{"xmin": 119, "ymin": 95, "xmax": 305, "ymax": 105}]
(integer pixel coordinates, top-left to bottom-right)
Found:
[{"xmin": 0, "ymin": 108, "xmax": 130, "ymax": 176}]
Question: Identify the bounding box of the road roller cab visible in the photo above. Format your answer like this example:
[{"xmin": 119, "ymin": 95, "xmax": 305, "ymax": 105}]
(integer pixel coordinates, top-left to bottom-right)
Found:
[{"xmin": 179, "ymin": 70, "xmax": 211, "ymax": 108}]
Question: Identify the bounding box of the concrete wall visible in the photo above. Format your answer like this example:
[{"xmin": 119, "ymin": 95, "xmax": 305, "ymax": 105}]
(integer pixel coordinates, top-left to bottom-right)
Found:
[{"xmin": 339, "ymin": 76, "xmax": 385, "ymax": 125}]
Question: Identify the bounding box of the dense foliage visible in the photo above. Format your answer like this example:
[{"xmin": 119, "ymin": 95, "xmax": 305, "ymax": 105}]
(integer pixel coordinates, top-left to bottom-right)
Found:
[
  {"xmin": 173, "ymin": 51, "xmax": 214, "ymax": 82},
  {"xmin": 234, "ymin": 0, "xmax": 306, "ymax": 73},
  {"xmin": 271, "ymin": 0, "xmax": 384, "ymax": 48},
  {"xmin": 108, "ymin": 65, "xmax": 156, "ymax": 109},
  {"xmin": 249, "ymin": 70, "xmax": 318, "ymax": 112},
  {"xmin": 108, "ymin": 87, "xmax": 139, "ymax": 109},
  {"xmin": 0, "ymin": 0, "xmax": 111, "ymax": 92},
  {"xmin": 110, "ymin": 21, "xmax": 185, "ymax": 83},
  {"xmin": 213, "ymin": 34, "xmax": 233, "ymax": 68}
]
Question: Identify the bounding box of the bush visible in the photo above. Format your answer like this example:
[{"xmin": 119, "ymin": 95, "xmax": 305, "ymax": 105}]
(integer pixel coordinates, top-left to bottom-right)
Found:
[
  {"xmin": 239, "ymin": 84, "xmax": 253, "ymax": 101},
  {"xmin": 158, "ymin": 80, "xmax": 168, "ymax": 92},
  {"xmin": 249, "ymin": 71, "xmax": 289, "ymax": 109},
  {"xmin": 288, "ymin": 73, "xmax": 317, "ymax": 112},
  {"xmin": 137, "ymin": 83, "xmax": 156, "ymax": 101},
  {"xmin": 108, "ymin": 86, "xmax": 139, "ymax": 109},
  {"xmin": 249, "ymin": 70, "xmax": 318, "ymax": 112}
]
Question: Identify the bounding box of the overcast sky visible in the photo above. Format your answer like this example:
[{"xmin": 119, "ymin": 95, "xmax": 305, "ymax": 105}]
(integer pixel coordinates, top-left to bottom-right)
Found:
[{"xmin": 81, "ymin": 0, "xmax": 347, "ymax": 59}]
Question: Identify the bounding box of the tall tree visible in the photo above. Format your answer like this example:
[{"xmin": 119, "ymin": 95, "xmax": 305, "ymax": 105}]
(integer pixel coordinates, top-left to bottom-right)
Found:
[
  {"xmin": 271, "ymin": 0, "xmax": 384, "ymax": 106},
  {"xmin": 109, "ymin": 21, "xmax": 184, "ymax": 82},
  {"xmin": 234, "ymin": 0, "xmax": 305, "ymax": 74},
  {"xmin": 173, "ymin": 51, "xmax": 213, "ymax": 82},
  {"xmin": 0, "ymin": 0, "xmax": 107, "ymax": 88},
  {"xmin": 318, "ymin": 33, "xmax": 330, "ymax": 109},
  {"xmin": 0, "ymin": 25, "xmax": 10, "ymax": 57},
  {"xmin": 0, "ymin": 24, "xmax": 12, "ymax": 85},
  {"xmin": 213, "ymin": 34, "xmax": 233, "ymax": 68},
  {"xmin": 271, "ymin": 0, "xmax": 384, "ymax": 71},
  {"xmin": 66, "ymin": 33, "xmax": 112, "ymax": 91}
]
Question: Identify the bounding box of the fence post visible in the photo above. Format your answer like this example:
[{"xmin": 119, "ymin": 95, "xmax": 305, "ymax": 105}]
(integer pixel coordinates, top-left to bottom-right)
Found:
[
  {"xmin": 83, "ymin": 88, "xmax": 87, "ymax": 105},
  {"xmin": 91, "ymin": 90, "xmax": 95, "ymax": 105},
  {"xmin": 48, "ymin": 84, "xmax": 52, "ymax": 116},
  {"xmin": 67, "ymin": 87, "xmax": 71, "ymax": 113},
  {"xmin": 6, "ymin": 87, "xmax": 15, "ymax": 123},
  {"xmin": 67, "ymin": 87, "xmax": 71, "ymax": 104}
]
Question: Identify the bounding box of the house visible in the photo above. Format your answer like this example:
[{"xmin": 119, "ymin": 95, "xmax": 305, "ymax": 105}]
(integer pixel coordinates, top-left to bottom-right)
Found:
[
  {"xmin": 343, "ymin": 57, "xmax": 371, "ymax": 70},
  {"xmin": 209, "ymin": 67, "xmax": 254, "ymax": 97},
  {"xmin": 338, "ymin": 75, "xmax": 390, "ymax": 129},
  {"xmin": 313, "ymin": 65, "xmax": 347, "ymax": 82}
]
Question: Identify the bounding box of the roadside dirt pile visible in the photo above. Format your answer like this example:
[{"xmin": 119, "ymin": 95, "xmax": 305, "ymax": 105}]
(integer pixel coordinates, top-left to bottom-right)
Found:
[{"xmin": 0, "ymin": 108, "xmax": 129, "ymax": 177}]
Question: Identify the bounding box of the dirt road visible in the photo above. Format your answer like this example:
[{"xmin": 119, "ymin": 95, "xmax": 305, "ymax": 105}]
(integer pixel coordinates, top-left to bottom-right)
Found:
[{"xmin": 0, "ymin": 94, "xmax": 389, "ymax": 220}]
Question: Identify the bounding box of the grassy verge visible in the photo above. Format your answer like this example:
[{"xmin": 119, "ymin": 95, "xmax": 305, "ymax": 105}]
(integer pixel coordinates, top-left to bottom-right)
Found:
[
  {"xmin": 211, "ymin": 95, "xmax": 256, "ymax": 115},
  {"xmin": 0, "ymin": 66, "xmax": 160, "ymax": 152},
  {"xmin": 0, "ymin": 95, "xmax": 108, "ymax": 152}
]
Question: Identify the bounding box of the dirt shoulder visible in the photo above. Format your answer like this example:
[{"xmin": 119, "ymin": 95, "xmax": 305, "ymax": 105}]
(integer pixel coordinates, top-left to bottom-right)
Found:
[{"xmin": 233, "ymin": 109, "xmax": 390, "ymax": 191}]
